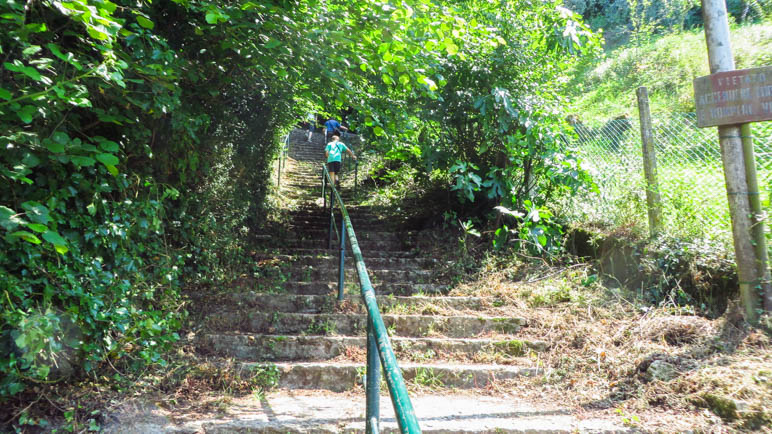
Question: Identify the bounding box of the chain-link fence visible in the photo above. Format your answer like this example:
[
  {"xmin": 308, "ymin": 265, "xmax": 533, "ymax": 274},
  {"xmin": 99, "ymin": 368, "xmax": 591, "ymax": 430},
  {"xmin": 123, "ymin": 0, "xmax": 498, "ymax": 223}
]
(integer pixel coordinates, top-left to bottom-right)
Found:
[{"xmin": 559, "ymin": 112, "xmax": 772, "ymax": 246}]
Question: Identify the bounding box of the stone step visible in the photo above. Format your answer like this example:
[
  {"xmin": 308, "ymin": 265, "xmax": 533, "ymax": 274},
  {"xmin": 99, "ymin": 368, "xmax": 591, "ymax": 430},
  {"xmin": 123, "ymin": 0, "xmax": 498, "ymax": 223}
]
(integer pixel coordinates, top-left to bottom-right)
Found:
[
  {"xmin": 273, "ymin": 238, "xmax": 413, "ymax": 251},
  {"xmin": 255, "ymin": 254, "xmax": 440, "ymax": 270},
  {"xmin": 255, "ymin": 281, "xmax": 448, "ymax": 296},
  {"xmin": 200, "ymin": 333, "xmax": 547, "ymax": 362},
  {"xmin": 287, "ymin": 212, "xmax": 387, "ymax": 223},
  {"xmin": 262, "ymin": 248, "xmax": 420, "ymax": 259},
  {"xmin": 289, "ymin": 208, "xmax": 383, "ymax": 219},
  {"xmin": 107, "ymin": 391, "xmax": 630, "ymax": 433},
  {"xmin": 250, "ymin": 361, "xmax": 536, "ymax": 392},
  {"xmin": 223, "ymin": 293, "xmax": 489, "ymax": 314},
  {"xmin": 260, "ymin": 267, "xmax": 437, "ymax": 284},
  {"xmin": 106, "ymin": 391, "xmax": 630, "ymax": 433},
  {"xmin": 203, "ymin": 311, "xmax": 526, "ymax": 338},
  {"xmin": 269, "ymin": 229, "xmax": 414, "ymax": 243}
]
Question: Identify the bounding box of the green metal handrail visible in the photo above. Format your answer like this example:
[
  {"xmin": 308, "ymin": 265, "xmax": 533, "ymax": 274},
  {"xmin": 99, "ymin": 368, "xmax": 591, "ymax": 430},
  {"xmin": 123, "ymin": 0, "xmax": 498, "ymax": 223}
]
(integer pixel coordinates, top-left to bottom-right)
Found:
[{"xmin": 321, "ymin": 164, "xmax": 421, "ymax": 434}]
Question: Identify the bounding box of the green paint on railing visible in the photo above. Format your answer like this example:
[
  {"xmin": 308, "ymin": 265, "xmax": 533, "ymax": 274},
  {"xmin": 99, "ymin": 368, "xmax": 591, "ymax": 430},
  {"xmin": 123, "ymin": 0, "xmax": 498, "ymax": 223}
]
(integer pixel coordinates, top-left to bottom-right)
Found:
[{"xmin": 322, "ymin": 166, "xmax": 421, "ymax": 434}]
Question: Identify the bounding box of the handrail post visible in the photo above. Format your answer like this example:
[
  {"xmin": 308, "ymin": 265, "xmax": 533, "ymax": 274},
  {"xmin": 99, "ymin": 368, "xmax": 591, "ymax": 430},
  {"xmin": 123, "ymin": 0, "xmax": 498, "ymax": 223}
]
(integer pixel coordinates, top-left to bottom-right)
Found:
[
  {"xmin": 338, "ymin": 221, "xmax": 346, "ymax": 301},
  {"xmin": 327, "ymin": 186, "xmax": 334, "ymax": 250},
  {"xmin": 355, "ymin": 159, "xmax": 358, "ymax": 195},
  {"xmin": 366, "ymin": 321, "xmax": 380, "ymax": 434},
  {"xmin": 322, "ymin": 168, "xmax": 327, "ymax": 212},
  {"xmin": 277, "ymin": 147, "xmax": 282, "ymax": 187}
]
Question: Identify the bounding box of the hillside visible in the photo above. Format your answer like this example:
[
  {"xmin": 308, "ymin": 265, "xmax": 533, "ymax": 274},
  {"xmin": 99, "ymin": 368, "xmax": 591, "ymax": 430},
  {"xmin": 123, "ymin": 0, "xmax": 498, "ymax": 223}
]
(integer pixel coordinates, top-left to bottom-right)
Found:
[{"xmin": 568, "ymin": 21, "xmax": 772, "ymax": 122}]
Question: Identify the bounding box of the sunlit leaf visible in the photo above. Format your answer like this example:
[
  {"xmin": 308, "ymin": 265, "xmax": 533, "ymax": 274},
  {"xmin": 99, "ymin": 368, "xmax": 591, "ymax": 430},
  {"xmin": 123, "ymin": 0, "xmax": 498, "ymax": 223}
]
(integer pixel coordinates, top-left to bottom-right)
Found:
[
  {"xmin": 43, "ymin": 230, "xmax": 68, "ymax": 254},
  {"xmin": 9, "ymin": 231, "xmax": 41, "ymax": 245},
  {"xmin": 136, "ymin": 15, "xmax": 154, "ymax": 29},
  {"xmin": 26, "ymin": 223, "xmax": 48, "ymax": 233}
]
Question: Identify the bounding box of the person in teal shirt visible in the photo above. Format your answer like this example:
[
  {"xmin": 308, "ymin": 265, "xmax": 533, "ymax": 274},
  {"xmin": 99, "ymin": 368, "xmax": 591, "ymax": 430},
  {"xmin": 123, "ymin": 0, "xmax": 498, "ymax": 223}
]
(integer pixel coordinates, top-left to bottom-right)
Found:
[{"xmin": 325, "ymin": 134, "xmax": 356, "ymax": 186}]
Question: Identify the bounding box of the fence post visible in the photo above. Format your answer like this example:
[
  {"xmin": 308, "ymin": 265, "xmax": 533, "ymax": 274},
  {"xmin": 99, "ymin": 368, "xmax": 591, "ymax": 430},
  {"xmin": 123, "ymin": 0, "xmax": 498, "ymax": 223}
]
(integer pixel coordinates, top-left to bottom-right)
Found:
[
  {"xmin": 635, "ymin": 87, "xmax": 663, "ymax": 237},
  {"xmin": 741, "ymin": 123, "xmax": 772, "ymax": 312},
  {"xmin": 701, "ymin": 0, "xmax": 765, "ymax": 322}
]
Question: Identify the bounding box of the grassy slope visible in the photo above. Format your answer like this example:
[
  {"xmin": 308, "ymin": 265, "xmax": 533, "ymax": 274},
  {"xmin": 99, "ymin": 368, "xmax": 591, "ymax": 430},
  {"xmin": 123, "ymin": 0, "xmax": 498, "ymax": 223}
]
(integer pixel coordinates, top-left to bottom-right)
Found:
[{"xmin": 569, "ymin": 21, "xmax": 772, "ymax": 123}]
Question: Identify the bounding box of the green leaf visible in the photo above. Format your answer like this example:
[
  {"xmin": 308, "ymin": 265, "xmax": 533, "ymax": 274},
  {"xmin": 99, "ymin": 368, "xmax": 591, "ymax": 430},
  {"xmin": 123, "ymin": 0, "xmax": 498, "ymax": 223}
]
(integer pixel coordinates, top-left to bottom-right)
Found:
[
  {"xmin": 0, "ymin": 87, "xmax": 11, "ymax": 100},
  {"xmin": 205, "ymin": 11, "xmax": 218, "ymax": 24},
  {"xmin": 17, "ymin": 105, "xmax": 37, "ymax": 123},
  {"xmin": 21, "ymin": 152, "xmax": 41, "ymax": 168},
  {"xmin": 265, "ymin": 38, "xmax": 281, "ymax": 49},
  {"xmin": 9, "ymin": 231, "xmax": 42, "ymax": 245},
  {"xmin": 87, "ymin": 203, "xmax": 96, "ymax": 216},
  {"xmin": 95, "ymin": 153, "xmax": 119, "ymax": 166},
  {"xmin": 21, "ymin": 201, "xmax": 50, "ymax": 225},
  {"xmin": 105, "ymin": 164, "xmax": 119, "ymax": 176},
  {"xmin": 43, "ymin": 230, "xmax": 68, "ymax": 254},
  {"xmin": 15, "ymin": 334, "xmax": 27, "ymax": 349},
  {"xmin": 70, "ymin": 156, "xmax": 96, "ymax": 166},
  {"xmin": 44, "ymin": 139, "xmax": 65, "ymax": 153},
  {"xmin": 0, "ymin": 206, "xmax": 23, "ymax": 230},
  {"xmin": 22, "ymin": 45, "xmax": 42, "ymax": 56},
  {"xmin": 97, "ymin": 139, "xmax": 119, "ymax": 152},
  {"xmin": 46, "ymin": 43, "xmax": 82, "ymax": 70},
  {"xmin": 136, "ymin": 15, "xmax": 154, "ymax": 29},
  {"xmin": 26, "ymin": 223, "xmax": 48, "ymax": 233},
  {"xmin": 25, "ymin": 22, "xmax": 47, "ymax": 33},
  {"xmin": 373, "ymin": 126, "xmax": 385, "ymax": 136},
  {"xmin": 4, "ymin": 62, "xmax": 41, "ymax": 81}
]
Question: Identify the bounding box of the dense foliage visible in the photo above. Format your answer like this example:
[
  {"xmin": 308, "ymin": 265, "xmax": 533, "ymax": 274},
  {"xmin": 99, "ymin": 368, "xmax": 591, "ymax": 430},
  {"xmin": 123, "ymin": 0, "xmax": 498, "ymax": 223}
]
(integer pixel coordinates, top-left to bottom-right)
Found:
[
  {"xmin": 0, "ymin": 0, "xmax": 597, "ymax": 411},
  {"xmin": 0, "ymin": 0, "xmax": 302, "ymax": 401},
  {"xmin": 564, "ymin": 0, "xmax": 771, "ymax": 47}
]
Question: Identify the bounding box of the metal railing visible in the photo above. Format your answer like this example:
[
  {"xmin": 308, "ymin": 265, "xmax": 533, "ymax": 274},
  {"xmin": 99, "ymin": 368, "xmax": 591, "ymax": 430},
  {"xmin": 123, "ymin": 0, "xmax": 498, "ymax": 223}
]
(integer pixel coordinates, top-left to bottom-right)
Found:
[
  {"xmin": 276, "ymin": 132, "xmax": 290, "ymax": 187},
  {"xmin": 321, "ymin": 164, "xmax": 421, "ymax": 434}
]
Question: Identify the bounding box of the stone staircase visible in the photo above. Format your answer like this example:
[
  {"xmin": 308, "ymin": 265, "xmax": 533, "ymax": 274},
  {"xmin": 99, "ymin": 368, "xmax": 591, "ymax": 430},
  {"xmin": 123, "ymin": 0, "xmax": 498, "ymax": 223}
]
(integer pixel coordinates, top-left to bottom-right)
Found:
[{"xmin": 110, "ymin": 130, "xmax": 629, "ymax": 433}]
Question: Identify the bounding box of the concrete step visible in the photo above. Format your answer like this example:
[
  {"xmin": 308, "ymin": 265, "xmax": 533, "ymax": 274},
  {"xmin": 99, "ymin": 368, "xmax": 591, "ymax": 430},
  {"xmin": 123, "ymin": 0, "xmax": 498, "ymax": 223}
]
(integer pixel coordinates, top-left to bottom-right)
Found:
[
  {"xmin": 223, "ymin": 293, "xmax": 490, "ymax": 314},
  {"xmin": 247, "ymin": 361, "xmax": 536, "ymax": 392},
  {"xmin": 270, "ymin": 229, "xmax": 414, "ymax": 243},
  {"xmin": 254, "ymin": 254, "xmax": 441, "ymax": 270},
  {"xmin": 200, "ymin": 333, "xmax": 547, "ymax": 362},
  {"xmin": 287, "ymin": 213, "xmax": 388, "ymax": 224},
  {"xmin": 203, "ymin": 311, "xmax": 526, "ymax": 338},
  {"xmin": 274, "ymin": 238, "xmax": 414, "ymax": 251},
  {"xmin": 289, "ymin": 209, "xmax": 383, "ymax": 220},
  {"xmin": 255, "ymin": 281, "xmax": 448, "ymax": 296},
  {"xmin": 260, "ymin": 248, "xmax": 420, "ymax": 259},
  {"xmin": 260, "ymin": 267, "xmax": 437, "ymax": 284},
  {"xmin": 106, "ymin": 391, "xmax": 630, "ymax": 433}
]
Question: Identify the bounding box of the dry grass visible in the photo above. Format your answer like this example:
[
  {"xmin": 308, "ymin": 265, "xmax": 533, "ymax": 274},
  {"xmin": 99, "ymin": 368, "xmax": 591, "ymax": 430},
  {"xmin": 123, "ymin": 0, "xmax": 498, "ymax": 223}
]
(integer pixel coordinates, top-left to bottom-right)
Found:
[{"xmin": 449, "ymin": 255, "xmax": 772, "ymax": 431}]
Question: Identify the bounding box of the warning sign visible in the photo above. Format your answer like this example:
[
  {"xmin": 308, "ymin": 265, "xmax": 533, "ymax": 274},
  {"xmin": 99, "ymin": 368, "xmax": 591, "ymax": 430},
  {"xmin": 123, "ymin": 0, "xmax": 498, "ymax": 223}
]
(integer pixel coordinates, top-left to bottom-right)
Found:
[{"xmin": 693, "ymin": 65, "xmax": 772, "ymax": 127}]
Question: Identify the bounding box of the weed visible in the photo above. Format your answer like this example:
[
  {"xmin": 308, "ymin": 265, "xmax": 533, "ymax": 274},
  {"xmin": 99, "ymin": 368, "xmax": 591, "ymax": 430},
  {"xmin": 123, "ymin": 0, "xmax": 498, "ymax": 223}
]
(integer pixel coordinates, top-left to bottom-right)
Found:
[
  {"xmin": 528, "ymin": 284, "xmax": 572, "ymax": 307},
  {"xmin": 386, "ymin": 323, "xmax": 397, "ymax": 337},
  {"xmin": 306, "ymin": 318, "xmax": 336, "ymax": 335},
  {"xmin": 492, "ymin": 339, "xmax": 527, "ymax": 357},
  {"xmin": 249, "ymin": 363, "xmax": 280, "ymax": 398},
  {"xmin": 615, "ymin": 408, "xmax": 640, "ymax": 428},
  {"xmin": 492, "ymin": 318, "xmax": 520, "ymax": 334},
  {"xmin": 413, "ymin": 367, "xmax": 444, "ymax": 388}
]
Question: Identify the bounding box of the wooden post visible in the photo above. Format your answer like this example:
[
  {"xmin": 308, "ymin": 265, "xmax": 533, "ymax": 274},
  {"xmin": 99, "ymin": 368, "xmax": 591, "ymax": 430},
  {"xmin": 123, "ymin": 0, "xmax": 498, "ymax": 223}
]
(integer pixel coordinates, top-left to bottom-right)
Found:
[
  {"xmin": 635, "ymin": 87, "xmax": 663, "ymax": 237},
  {"xmin": 701, "ymin": 0, "xmax": 762, "ymax": 322}
]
